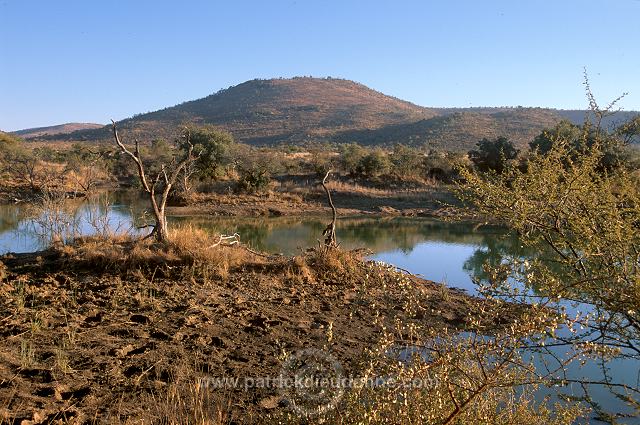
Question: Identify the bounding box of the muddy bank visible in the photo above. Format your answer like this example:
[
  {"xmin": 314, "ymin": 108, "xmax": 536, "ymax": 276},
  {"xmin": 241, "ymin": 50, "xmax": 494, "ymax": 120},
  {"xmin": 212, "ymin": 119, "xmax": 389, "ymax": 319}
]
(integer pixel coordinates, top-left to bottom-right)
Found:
[
  {"xmin": 167, "ymin": 185, "xmax": 460, "ymax": 219},
  {"xmin": 0, "ymin": 179, "xmax": 463, "ymax": 220},
  {"xmin": 0, "ymin": 244, "xmax": 514, "ymax": 424}
]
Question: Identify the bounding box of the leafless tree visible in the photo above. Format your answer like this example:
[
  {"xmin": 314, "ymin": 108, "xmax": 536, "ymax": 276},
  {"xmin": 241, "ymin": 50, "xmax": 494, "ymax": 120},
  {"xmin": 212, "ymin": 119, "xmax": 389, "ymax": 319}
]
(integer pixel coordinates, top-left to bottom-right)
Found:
[
  {"xmin": 65, "ymin": 149, "xmax": 107, "ymax": 194},
  {"xmin": 8, "ymin": 151, "xmax": 64, "ymax": 193},
  {"xmin": 111, "ymin": 120, "xmax": 197, "ymax": 242},
  {"xmin": 321, "ymin": 170, "xmax": 337, "ymax": 247}
]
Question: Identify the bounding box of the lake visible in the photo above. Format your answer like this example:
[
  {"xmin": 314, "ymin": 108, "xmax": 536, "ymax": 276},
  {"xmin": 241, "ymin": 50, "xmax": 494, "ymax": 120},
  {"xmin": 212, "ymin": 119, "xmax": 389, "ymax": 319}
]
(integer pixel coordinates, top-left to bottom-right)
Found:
[{"xmin": 0, "ymin": 192, "xmax": 637, "ymax": 423}]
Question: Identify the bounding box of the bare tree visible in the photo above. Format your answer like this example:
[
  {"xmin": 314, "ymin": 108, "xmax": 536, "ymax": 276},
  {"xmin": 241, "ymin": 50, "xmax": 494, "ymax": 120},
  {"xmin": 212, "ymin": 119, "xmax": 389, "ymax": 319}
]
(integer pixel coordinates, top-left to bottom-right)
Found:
[
  {"xmin": 321, "ymin": 170, "xmax": 337, "ymax": 247},
  {"xmin": 65, "ymin": 149, "xmax": 107, "ymax": 195},
  {"xmin": 111, "ymin": 120, "xmax": 196, "ymax": 242},
  {"xmin": 179, "ymin": 159, "xmax": 197, "ymax": 196},
  {"xmin": 12, "ymin": 153, "xmax": 41, "ymax": 192},
  {"xmin": 9, "ymin": 150, "xmax": 62, "ymax": 192}
]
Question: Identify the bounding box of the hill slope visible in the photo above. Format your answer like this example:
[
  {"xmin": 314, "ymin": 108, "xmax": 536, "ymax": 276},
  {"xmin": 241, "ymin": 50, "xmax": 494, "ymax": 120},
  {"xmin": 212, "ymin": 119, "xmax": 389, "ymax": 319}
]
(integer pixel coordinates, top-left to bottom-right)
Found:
[
  {"xmin": 335, "ymin": 109, "xmax": 564, "ymax": 149},
  {"xmin": 40, "ymin": 77, "xmax": 437, "ymax": 144},
  {"xmin": 12, "ymin": 123, "xmax": 103, "ymax": 139},
  {"xmin": 16, "ymin": 78, "xmax": 639, "ymax": 150}
]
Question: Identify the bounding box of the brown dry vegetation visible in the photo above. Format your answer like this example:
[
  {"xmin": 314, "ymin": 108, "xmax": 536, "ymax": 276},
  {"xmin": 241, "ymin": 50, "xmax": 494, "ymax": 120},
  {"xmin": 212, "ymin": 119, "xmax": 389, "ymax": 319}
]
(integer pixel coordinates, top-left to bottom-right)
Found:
[
  {"xmin": 39, "ymin": 78, "xmax": 435, "ymax": 146},
  {"xmin": 0, "ymin": 150, "xmax": 111, "ymax": 204}
]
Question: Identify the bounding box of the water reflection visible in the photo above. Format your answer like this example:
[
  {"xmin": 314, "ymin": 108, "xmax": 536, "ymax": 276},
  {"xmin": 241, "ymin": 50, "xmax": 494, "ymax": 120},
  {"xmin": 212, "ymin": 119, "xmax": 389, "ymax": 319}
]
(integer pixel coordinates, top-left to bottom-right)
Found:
[
  {"xmin": 0, "ymin": 193, "xmax": 140, "ymax": 253},
  {"xmin": 0, "ymin": 193, "xmax": 635, "ymax": 421},
  {"xmin": 0, "ymin": 193, "xmax": 522, "ymax": 291}
]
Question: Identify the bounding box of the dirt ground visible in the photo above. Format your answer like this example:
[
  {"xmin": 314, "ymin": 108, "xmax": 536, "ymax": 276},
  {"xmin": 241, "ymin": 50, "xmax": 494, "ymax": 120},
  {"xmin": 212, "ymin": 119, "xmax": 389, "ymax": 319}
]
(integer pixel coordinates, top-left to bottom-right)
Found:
[
  {"xmin": 0, "ymin": 245, "xmax": 510, "ymax": 424},
  {"xmin": 166, "ymin": 184, "xmax": 459, "ymax": 219}
]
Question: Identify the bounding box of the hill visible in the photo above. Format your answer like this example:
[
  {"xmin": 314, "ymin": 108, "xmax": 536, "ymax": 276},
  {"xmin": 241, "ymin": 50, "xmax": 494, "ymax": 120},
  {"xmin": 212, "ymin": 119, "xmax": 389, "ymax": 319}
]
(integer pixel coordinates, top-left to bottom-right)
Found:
[
  {"xmin": 32, "ymin": 77, "xmax": 436, "ymax": 145},
  {"xmin": 12, "ymin": 123, "xmax": 103, "ymax": 139},
  {"xmin": 432, "ymin": 107, "xmax": 638, "ymax": 132},
  {"xmin": 14, "ymin": 78, "xmax": 639, "ymax": 150},
  {"xmin": 335, "ymin": 108, "xmax": 563, "ymax": 149}
]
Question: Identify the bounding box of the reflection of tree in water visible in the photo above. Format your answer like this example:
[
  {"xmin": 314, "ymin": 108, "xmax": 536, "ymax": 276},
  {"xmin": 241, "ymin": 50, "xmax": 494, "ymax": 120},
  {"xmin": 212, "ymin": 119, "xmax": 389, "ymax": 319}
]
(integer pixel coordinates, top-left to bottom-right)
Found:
[
  {"xmin": 462, "ymin": 230, "xmax": 567, "ymax": 289},
  {"xmin": 164, "ymin": 216, "xmax": 503, "ymax": 255},
  {"xmin": 0, "ymin": 204, "xmax": 25, "ymax": 234},
  {"xmin": 134, "ymin": 211, "xmax": 524, "ymax": 257},
  {"xmin": 1, "ymin": 192, "xmax": 143, "ymax": 251},
  {"xmin": 339, "ymin": 218, "xmax": 507, "ymax": 254},
  {"xmin": 235, "ymin": 223, "xmax": 271, "ymax": 250},
  {"xmin": 463, "ymin": 231, "xmax": 523, "ymax": 283},
  {"xmin": 340, "ymin": 220, "xmax": 399, "ymax": 250},
  {"xmin": 2, "ymin": 194, "xmax": 529, "ymax": 264}
]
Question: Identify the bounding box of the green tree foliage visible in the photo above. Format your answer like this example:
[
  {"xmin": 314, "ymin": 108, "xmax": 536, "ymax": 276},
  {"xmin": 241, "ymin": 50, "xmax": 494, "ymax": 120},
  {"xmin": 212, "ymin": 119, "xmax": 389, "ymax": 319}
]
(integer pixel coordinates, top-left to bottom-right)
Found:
[
  {"xmin": 357, "ymin": 148, "xmax": 391, "ymax": 177},
  {"xmin": 182, "ymin": 125, "xmax": 235, "ymax": 180},
  {"xmin": 237, "ymin": 167, "xmax": 271, "ymax": 193},
  {"xmin": 148, "ymin": 139, "xmax": 173, "ymax": 163},
  {"xmin": 390, "ymin": 144, "xmax": 423, "ymax": 178},
  {"xmin": 530, "ymin": 120, "xmax": 627, "ymax": 172},
  {"xmin": 423, "ymin": 151, "xmax": 468, "ymax": 182},
  {"xmin": 304, "ymin": 142, "xmax": 335, "ymax": 176},
  {"xmin": 0, "ymin": 134, "xmax": 55, "ymax": 192},
  {"xmin": 457, "ymin": 132, "xmax": 640, "ymax": 417},
  {"xmin": 63, "ymin": 143, "xmax": 111, "ymax": 193},
  {"xmin": 0, "ymin": 131, "xmax": 23, "ymax": 166},
  {"xmin": 529, "ymin": 120, "xmax": 582, "ymax": 154},
  {"xmin": 338, "ymin": 143, "xmax": 366, "ymax": 176},
  {"xmin": 232, "ymin": 145, "xmax": 281, "ymax": 193},
  {"xmin": 468, "ymin": 137, "xmax": 519, "ymax": 174},
  {"xmin": 3, "ymin": 139, "xmax": 90, "ymax": 194},
  {"xmin": 616, "ymin": 115, "xmax": 640, "ymax": 144},
  {"xmin": 0, "ymin": 131, "xmax": 21, "ymax": 150}
]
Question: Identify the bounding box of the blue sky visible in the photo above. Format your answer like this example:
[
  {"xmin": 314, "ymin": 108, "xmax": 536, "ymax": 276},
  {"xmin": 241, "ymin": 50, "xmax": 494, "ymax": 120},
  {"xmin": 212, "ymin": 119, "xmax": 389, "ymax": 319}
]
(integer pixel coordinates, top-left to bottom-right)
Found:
[{"xmin": 1, "ymin": 0, "xmax": 639, "ymax": 131}]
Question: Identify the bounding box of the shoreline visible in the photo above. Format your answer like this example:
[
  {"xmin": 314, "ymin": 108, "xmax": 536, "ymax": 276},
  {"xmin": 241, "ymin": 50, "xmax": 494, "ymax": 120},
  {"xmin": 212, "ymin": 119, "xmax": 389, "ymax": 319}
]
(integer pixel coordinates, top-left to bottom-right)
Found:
[
  {"xmin": 0, "ymin": 242, "xmax": 513, "ymax": 423},
  {"xmin": 0, "ymin": 184, "xmax": 468, "ymax": 220},
  {"xmin": 164, "ymin": 185, "xmax": 461, "ymax": 219}
]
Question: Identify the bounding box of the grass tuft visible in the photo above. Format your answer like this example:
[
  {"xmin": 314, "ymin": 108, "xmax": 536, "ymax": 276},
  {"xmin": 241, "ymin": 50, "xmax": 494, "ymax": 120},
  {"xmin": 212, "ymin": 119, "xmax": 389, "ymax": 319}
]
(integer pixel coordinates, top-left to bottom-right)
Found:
[{"xmin": 57, "ymin": 225, "xmax": 259, "ymax": 280}]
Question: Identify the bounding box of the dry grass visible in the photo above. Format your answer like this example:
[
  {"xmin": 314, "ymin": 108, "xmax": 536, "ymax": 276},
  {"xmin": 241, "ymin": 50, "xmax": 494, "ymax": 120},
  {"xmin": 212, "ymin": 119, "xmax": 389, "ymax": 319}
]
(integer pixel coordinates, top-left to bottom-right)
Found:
[
  {"xmin": 0, "ymin": 260, "xmax": 6, "ymax": 282},
  {"xmin": 142, "ymin": 381, "xmax": 232, "ymax": 425},
  {"xmin": 55, "ymin": 224, "xmax": 370, "ymax": 287},
  {"xmin": 58, "ymin": 225, "xmax": 259, "ymax": 279},
  {"xmin": 102, "ymin": 352, "xmax": 237, "ymax": 425},
  {"xmin": 1, "ymin": 236, "xmax": 586, "ymax": 424},
  {"xmin": 285, "ymin": 246, "xmax": 368, "ymax": 285},
  {"xmin": 185, "ymin": 190, "xmax": 305, "ymax": 207},
  {"xmin": 131, "ymin": 376, "xmax": 234, "ymax": 425},
  {"xmin": 286, "ymin": 179, "xmax": 438, "ymax": 199}
]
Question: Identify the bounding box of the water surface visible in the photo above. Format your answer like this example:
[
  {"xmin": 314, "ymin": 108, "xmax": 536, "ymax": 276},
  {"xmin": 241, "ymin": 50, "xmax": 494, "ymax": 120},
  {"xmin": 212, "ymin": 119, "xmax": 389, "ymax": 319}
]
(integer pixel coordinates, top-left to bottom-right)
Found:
[{"xmin": 0, "ymin": 193, "xmax": 636, "ymax": 422}]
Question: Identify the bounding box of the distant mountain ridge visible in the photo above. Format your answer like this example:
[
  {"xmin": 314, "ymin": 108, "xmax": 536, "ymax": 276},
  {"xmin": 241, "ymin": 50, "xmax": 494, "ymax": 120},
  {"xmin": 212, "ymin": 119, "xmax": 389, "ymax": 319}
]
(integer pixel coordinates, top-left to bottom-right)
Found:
[
  {"xmin": 12, "ymin": 77, "xmax": 639, "ymax": 150},
  {"xmin": 12, "ymin": 123, "xmax": 104, "ymax": 139}
]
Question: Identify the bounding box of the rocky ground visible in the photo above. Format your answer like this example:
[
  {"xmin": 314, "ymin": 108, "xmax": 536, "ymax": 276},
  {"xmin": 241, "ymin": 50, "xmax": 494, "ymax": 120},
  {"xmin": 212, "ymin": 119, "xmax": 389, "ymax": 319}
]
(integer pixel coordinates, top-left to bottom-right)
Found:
[{"xmin": 0, "ymin": 241, "xmax": 511, "ymax": 424}]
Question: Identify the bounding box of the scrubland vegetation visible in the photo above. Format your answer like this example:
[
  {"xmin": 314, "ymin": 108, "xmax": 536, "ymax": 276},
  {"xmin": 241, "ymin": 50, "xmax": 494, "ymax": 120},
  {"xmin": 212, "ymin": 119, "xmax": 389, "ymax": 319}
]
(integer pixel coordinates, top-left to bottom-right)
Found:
[{"xmin": 1, "ymin": 89, "xmax": 640, "ymax": 423}]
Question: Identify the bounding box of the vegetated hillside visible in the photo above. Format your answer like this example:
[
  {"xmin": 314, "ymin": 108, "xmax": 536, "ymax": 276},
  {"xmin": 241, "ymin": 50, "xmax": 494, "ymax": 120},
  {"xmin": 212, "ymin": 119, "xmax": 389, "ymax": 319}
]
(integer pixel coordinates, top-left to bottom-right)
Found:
[
  {"xmin": 39, "ymin": 77, "xmax": 437, "ymax": 144},
  {"xmin": 334, "ymin": 108, "xmax": 563, "ymax": 150},
  {"xmin": 554, "ymin": 109, "xmax": 639, "ymax": 130},
  {"xmin": 433, "ymin": 107, "xmax": 638, "ymax": 132},
  {"xmin": 11, "ymin": 123, "xmax": 103, "ymax": 139},
  {"xmin": 21, "ymin": 78, "xmax": 639, "ymax": 151}
]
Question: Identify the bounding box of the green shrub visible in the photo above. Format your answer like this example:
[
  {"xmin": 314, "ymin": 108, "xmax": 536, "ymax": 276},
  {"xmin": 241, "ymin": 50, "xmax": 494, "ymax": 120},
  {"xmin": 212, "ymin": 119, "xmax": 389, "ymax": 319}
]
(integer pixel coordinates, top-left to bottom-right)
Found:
[
  {"xmin": 468, "ymin": 137, "xmax": 518, "ymax": 174},
  {"xmin": 357, "ymin": 149, "xmax": 391, "ymax": 177},
  {"xmin": 237, "ymin": 167, "xmax": 271, "ymax": 193}
]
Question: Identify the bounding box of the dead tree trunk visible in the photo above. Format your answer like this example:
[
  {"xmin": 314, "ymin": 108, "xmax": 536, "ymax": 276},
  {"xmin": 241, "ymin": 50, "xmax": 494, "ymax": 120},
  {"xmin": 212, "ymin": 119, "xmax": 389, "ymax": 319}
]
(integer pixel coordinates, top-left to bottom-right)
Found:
[
  {"xmin": 111, "ymin": 121, "xmax": 195, "ymax": 243},
  {"xmin": 321, "ymin": 170, "xmax": 338, "ymax": 247}
]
